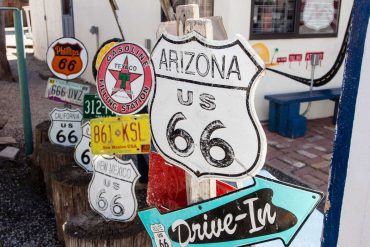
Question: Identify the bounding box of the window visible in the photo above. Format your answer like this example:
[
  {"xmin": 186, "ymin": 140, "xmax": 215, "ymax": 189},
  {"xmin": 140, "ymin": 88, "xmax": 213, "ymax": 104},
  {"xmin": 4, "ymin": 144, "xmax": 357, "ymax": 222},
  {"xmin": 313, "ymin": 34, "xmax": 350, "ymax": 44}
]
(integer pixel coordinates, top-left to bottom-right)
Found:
[
  {"xmin": 161, "ymin": 0, "xmax": 214, "ymax": 21},
  {"xmin": 250, "ymin": 0, "xmax": 341, "ymax": 39}
]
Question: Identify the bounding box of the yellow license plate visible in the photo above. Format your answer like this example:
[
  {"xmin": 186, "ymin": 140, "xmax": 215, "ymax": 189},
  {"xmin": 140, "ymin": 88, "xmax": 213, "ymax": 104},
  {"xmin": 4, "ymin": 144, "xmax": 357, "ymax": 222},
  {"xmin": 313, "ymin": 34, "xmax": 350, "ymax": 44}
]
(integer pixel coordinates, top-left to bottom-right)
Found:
[{"xmin": 90, "ymin": 114, "xmax": 151, "ymax": 155}]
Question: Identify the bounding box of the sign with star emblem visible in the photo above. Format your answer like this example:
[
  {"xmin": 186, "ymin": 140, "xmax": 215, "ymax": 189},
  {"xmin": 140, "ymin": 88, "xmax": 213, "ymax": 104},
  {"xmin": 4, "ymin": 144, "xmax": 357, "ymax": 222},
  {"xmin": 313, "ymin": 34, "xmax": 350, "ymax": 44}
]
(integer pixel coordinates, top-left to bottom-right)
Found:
[
  {"xmin": 90, "ymin": 115, "xmax": 151, "ymax": 155},
  {"xmin": 150, "ymin": 32, "xmax": 267, "ymax": 180},
  {"xmin": 46, "ymin": 37, "xmax": 88, "ymax": 80},
  {"xmin": 96, "ymin": 42, "xmax": 154, "ymax": 115}
]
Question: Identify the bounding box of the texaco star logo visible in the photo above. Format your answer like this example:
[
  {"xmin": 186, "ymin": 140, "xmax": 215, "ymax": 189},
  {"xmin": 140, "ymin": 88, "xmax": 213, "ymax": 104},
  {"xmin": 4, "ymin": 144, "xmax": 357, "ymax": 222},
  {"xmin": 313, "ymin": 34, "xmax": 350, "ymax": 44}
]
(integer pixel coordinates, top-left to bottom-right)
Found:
[{"xmin": 97, "ymin": 42, "xmax": 153, "ymax": 115}]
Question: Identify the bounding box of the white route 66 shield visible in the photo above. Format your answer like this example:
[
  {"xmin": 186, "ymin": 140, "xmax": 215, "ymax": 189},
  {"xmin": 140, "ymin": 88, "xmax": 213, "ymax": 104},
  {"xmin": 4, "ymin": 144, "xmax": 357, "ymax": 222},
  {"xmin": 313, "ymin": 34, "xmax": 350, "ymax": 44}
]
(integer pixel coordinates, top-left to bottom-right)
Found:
[
  {"xmin": 149, "ymin": 32, "xmax": 267, "ymax": 180},
  {"xmin": 74, "ymin": 122, "xmax": 92, "ymax": 172},
  {"xmin": 48, "ymin": 108, "xmax": 83, "ymax": 147},
  {"xmin": 88, "ymin": 155, "xmax": 140, "ymax": 222}
]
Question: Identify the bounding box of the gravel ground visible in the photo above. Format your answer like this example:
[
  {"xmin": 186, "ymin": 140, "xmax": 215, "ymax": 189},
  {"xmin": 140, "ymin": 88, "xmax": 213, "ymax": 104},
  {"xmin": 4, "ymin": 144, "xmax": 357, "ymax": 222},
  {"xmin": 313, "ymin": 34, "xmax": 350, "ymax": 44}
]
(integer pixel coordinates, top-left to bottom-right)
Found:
[
  {"xmin": 0, "ymin": 48, "xmax": 61, "ymax": 146},
  {"xmin": 0, "ymin": 48, "xmax": 64, "ymax": 246},
  {"xmin": 0, "ymin": 156, "xmax": 63, "ymax": 247}
]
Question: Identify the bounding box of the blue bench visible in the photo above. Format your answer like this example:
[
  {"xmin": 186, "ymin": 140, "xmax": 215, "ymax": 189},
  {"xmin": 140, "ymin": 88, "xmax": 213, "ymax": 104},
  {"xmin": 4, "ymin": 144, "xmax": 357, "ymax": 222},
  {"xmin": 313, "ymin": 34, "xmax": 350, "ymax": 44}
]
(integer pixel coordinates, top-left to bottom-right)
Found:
[{"xmin": 265, "ymin": 88, "xmax": 341, "ymax": 138}]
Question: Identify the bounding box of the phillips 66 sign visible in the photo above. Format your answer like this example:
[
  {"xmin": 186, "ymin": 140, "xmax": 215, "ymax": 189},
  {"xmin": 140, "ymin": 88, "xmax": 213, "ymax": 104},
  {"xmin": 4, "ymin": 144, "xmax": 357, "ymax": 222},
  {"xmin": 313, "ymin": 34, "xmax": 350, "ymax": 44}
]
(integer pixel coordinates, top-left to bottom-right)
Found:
[{"xmin": 150, "ymin": 32, "xmax": 267, "ymax": 180}]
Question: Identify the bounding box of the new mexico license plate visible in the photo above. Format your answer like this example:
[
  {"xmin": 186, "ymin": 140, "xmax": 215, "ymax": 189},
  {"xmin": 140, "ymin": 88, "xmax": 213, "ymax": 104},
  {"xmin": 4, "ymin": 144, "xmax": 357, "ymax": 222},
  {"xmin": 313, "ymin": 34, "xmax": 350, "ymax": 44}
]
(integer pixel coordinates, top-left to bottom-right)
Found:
[
  {"xmin": 90, "ymin": 115, "xmax": 151, "ymax": 155},
  {"xmin": 45, "ymin": 78, "xmax": 90, "ymax": 106},
  {"xmin": 83, "ymin": 94, "xmax": 116, "ymax": 119}
]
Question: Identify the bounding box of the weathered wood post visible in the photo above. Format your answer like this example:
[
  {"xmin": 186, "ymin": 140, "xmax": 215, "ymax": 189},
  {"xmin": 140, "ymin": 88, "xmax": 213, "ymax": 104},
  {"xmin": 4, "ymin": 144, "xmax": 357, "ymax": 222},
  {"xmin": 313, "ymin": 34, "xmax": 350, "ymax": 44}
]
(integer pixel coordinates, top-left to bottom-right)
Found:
[
  {"xmin": 176, "ymin": 4, "xmax": 199, "ymax": 36},
  {"xmin": 50, "ymin": 162, "xmax": 92, "ymax": 242},
  {"xmin": 38, "ymin": 142, "xmax": 75, "ymax": 200},
  {"xmin": 176, "ymin": 4, "xmax": 216, "ymax": 204},
  {"xmin": 30, "ymin": 120, "xmax": 51, "ymax": 186},
  {"xmin": 63, "ymin": 188, "xmax": 151, "ymax": 247}
]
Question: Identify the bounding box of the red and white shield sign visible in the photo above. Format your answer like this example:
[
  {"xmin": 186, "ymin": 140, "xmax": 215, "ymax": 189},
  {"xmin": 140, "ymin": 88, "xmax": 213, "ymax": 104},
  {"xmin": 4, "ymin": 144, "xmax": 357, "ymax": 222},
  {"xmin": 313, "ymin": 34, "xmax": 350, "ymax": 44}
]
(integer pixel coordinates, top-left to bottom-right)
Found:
[
  {"xmin": 149, "ymin": 32, "xmax": 267, "ymax": 180},
  {"xmin": 97, "ymin": 42, "xmax": 154, "ymax": 115}
]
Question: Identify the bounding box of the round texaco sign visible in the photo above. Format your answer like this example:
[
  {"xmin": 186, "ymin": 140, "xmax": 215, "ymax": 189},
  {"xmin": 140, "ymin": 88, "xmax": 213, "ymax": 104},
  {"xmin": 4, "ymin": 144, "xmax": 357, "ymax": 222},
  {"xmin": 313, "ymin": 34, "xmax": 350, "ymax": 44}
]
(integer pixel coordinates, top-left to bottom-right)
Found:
[{"xmin": 96, "ymin": 42, "xmax": 153, "ymax": 115}]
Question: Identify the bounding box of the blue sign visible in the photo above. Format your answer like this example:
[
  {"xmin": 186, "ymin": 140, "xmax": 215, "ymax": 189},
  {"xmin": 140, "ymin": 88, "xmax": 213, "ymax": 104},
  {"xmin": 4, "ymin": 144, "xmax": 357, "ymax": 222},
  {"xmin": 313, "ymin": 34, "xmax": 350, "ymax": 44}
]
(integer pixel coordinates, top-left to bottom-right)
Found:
[{"xmin": 139, "ymin": 175, "xmax": 322, "ymax": 247}]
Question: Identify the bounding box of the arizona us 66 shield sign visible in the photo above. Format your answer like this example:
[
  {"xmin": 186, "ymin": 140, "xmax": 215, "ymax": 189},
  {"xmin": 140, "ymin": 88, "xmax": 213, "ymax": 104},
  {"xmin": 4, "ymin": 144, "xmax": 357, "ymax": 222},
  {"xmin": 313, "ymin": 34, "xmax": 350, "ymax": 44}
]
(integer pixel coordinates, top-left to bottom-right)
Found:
[
  {"xmin": 97, "ymin": 42, "xmax": 154, "ymax": 115},
  {"xmin": 150, "ymin": 32, "xmax": 267, "ymax": 180}
]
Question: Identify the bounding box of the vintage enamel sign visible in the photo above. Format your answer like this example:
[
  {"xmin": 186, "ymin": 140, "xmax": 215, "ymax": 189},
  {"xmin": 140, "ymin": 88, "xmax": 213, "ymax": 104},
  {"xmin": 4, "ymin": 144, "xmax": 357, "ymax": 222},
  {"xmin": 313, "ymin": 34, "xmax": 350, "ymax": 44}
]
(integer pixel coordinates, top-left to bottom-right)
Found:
[
  {"xmin": 150, "ymin": 32, "xmax": 267, "ymax": 180},
  {"xmin": 303, "ymin": 0, "xmax": 335, "ymax": 31},
  {"xmin": 83, "ymin": 94, "xmax": 116, "ymax": 119},
  {"xmin": 139, "ymin": 176, "xmax": 323, "ymax": 247},
  {"xmin": 45, "ymin": 78, "xmax": 90, "ymax": 106},
  {"xmin": 88, "ymin": 155, "xmax": 140, "ymax": 222},
  {"xmin": 74, "ymin": 122, "xmax": 92, "ymax": 172},
  {"xmin": 48, "ymin": 108, "xmax": 83, "ymax": 147},
  {"xmin": 46, "ymin": 37, "xmax": 88, "ymax": 80},
  {"xmin": 96, "ymin": 42, "xmax": 154, "ymax": 115},
  {"xmin": 90, "ymin": 115, "xmax": 151, "ymax": 155}
]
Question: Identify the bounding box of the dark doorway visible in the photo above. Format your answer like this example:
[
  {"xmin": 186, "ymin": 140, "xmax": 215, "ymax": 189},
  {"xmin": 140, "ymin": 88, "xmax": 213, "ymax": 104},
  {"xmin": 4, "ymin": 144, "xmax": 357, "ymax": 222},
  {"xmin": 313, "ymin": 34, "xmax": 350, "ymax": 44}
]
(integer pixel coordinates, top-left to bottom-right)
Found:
[{"xmin": 61, "ymin": 0, "xmax": 74, "ymax": 37}]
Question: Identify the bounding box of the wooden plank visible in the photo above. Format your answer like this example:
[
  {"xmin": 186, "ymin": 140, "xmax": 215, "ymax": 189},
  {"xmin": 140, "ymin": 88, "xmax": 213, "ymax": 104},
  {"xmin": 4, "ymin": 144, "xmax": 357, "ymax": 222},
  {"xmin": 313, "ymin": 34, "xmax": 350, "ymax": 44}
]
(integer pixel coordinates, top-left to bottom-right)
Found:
[
  {"xmin": 183, "ymin": 16, "xmax": 216, "ymax": 205},
  {"xmin": 0, "ymin": 146, "xmax": 19, "ymax": 160},
  {"xmin": 156, "ymin": 21, "xmax": 177, "ymax": 39},
  {"xmin": 0, "ymin": 137, "xmax": 16, "ymax": 145},
  {"xmin": 176, "ymin": 4, "xmax": 199, "ymax": 36},
  {"xmin": 204, "ymin": 16, "xmax": 228, "ymax": 40}
]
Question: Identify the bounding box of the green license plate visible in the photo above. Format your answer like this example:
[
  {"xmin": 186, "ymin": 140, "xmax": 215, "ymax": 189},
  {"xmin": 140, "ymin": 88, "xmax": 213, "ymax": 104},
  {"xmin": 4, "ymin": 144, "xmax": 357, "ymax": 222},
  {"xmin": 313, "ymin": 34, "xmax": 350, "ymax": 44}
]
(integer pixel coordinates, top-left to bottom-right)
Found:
[{"xmin": 83, "ymin": 94, "xmax": 116, "ymax": 119}]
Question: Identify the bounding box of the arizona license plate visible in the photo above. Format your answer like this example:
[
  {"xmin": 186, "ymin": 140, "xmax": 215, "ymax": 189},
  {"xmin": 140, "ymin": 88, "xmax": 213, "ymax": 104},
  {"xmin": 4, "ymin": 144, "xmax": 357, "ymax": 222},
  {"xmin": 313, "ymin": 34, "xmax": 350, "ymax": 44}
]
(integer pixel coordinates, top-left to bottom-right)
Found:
[
  {"xmin": 90, "ymin": 115, "xmax": 151, "ymax": 155},
  {"xmin": 45, "ymin": 78, "xmax": 90, "ymax": 106},
  {"xmin": 83, "ymin": 94, "xmax": 116, "ymax": 119}
]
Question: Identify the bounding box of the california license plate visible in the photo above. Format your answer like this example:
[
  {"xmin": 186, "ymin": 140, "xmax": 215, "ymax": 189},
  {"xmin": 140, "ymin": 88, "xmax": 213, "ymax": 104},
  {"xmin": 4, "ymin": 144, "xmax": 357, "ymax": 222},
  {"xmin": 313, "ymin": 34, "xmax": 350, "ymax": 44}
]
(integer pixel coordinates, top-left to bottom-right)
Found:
[
  {"xmin": 90, "ymin": 115, "xmax": 151, "ymax": 155},
  {"xmin": 83, "ymin": 94, "xmax": 116, "ymax": 119},
  {"xmin": 45, "ymin": 78, "xmax": 90, "ymax": 106}
]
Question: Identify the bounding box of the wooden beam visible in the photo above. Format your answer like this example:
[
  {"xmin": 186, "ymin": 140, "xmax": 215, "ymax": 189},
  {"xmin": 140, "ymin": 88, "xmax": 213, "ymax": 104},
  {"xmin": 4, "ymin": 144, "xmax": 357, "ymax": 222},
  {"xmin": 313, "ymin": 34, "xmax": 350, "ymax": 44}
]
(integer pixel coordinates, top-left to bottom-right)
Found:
[
  {"xmin": 183, "ymin": 16, "xmax": 215, "ymax": 204},
  {"xmin": 176, "ymin": 4, "xmax": 199, "ymax": 36}
]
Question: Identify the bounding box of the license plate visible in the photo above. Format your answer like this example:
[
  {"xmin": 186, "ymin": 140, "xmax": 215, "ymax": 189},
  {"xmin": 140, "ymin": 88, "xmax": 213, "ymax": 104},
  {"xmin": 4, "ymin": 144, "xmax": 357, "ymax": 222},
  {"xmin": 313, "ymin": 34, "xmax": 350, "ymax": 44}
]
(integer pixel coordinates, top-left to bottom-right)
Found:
[
  {"xmin": 45, "ymin": 78, "xmax": 90, "ymax": 106},
  {"xmin": 90, "ymin": 115, "xmax": 151, "ymax": 155},
  {"xmin": 83, "ymin": 94, "xmax": 116, "ymax": 119}
]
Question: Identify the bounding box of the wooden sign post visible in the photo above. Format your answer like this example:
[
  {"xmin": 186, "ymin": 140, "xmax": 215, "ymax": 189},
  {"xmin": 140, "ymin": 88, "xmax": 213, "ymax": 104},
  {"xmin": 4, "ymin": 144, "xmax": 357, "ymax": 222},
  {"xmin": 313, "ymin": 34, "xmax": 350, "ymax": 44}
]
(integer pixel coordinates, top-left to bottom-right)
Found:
[{"xmin": 183, "ymin": 15, "xmax": 215, "ymax": 204}]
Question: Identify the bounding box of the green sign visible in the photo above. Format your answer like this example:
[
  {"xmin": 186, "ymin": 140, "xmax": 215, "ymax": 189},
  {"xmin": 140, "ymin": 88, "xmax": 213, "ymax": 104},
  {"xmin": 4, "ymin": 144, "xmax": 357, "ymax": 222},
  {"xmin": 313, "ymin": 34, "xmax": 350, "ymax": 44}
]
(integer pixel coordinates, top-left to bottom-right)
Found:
[{"xmin": 83, "ymin": 94, "xmax": 116, "ymax": 119}]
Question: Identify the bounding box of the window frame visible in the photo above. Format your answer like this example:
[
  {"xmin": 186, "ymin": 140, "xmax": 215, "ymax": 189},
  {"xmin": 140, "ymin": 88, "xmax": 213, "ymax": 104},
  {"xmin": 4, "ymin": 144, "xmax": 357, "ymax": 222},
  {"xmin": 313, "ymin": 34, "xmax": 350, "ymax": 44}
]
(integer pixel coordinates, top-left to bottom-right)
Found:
[{"xmin": 249, "ymin": 0, "xmax": 342, "ymax": 40}]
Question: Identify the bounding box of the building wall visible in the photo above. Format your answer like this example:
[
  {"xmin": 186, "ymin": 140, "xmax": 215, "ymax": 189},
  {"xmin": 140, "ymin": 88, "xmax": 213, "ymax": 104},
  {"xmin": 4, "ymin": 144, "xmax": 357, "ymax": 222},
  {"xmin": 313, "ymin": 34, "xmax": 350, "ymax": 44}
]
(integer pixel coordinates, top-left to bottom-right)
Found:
[
  {"xmin": 337, "ymin": 20, "xmax": 370, "ymax": 247},
  {"xmin": 29, "ymin": 0, "xmax": 353, "ymax": 120},
  {"xmin": 29, "ymin": 0, "xmax": 63, "ymax": 60},
  {"xmin": 72, "ymin": 0, "xmax": 161, "ymax": 83},
  {"xmin": 214, "ymin": 0, "xmax": 353, "ymax": 120}
]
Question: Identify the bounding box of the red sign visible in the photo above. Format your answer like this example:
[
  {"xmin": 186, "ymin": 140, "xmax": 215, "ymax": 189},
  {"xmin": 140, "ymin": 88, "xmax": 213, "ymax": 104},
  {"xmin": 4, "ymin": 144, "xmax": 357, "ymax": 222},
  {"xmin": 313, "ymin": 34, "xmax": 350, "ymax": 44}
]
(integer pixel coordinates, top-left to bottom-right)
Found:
[
  {"xmin": 289, "ymin": 54, "xmax": 303, "ymax": 62},
  {"xmin": 147, "ymin": 152, "xmax": 187, "ymax": 212},
  {"xmin": 277, "ymin": 57, "xmax": 287, "ymax": 63},
  {"xmin": 147, "ymin": 152, "xmax": 237, "ymax": 213},
  {"xmin": 305, "ymin": 52, "xmax": 324, "ymax": 61}
]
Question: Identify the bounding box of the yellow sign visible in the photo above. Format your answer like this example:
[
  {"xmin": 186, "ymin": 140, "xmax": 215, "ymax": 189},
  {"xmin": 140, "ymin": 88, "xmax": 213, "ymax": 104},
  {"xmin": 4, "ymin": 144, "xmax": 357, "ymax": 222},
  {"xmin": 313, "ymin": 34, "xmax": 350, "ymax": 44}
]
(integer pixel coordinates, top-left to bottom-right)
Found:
[{"xmin": 90, "ymin": 115, "xmax": 151, "ymax": 155}]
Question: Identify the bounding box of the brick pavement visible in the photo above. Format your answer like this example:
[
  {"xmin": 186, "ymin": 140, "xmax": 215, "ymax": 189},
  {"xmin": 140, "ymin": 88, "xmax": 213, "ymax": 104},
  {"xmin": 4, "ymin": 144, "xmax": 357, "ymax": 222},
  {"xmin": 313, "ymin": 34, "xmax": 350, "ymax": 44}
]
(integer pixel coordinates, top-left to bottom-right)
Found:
[{"xmin": 263, "ymin": 118, "xmax": 335, "ymax": 194}]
